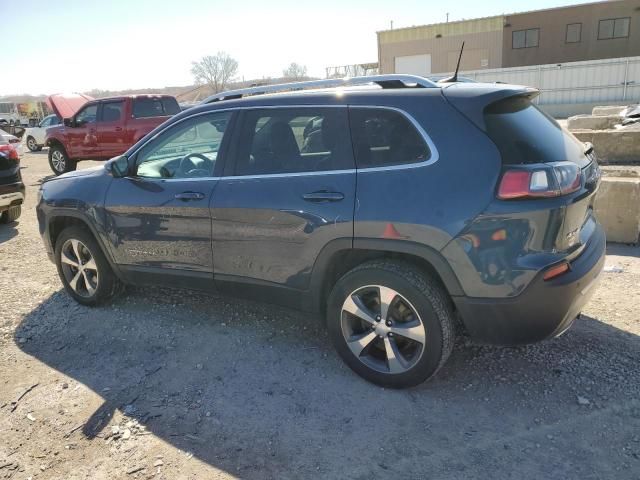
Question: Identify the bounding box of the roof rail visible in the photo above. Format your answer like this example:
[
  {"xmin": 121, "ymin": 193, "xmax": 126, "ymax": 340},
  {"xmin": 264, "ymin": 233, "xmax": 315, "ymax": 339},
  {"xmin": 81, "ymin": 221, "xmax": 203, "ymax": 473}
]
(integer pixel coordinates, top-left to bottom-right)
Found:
[{"xmin": 201, "ymin": 74, "xmax": 438, "ymax": 104}]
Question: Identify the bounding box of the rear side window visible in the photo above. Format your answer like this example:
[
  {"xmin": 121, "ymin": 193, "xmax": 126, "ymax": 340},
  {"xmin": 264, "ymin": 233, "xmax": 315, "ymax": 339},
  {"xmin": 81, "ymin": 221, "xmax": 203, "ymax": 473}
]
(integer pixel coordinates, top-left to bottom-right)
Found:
[
  {"xmin": 100, "ymin": 101, "xmax": 124, "ymax": 122},
  {"xmin": 349, "ymin": 108, "xmax": 430, "ymax": 168},
  {"xmin": 484, "ymin": 96, "xmax": 585, "ymax": 164},
  {"xmin": 133, "ymin": 97, "xmax": 179, "ymax": 118},
  {"xmin": 233, "ymin": 108, "xmax": 353, "ymax": 176}
]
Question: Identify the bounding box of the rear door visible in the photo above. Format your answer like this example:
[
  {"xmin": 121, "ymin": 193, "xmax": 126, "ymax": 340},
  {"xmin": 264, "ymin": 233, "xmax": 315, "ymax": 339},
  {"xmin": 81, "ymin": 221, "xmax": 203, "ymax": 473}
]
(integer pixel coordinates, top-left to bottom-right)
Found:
[
  {"xmin": 211, "ymin": 106, "xmax": 356, "ymax": 292},
  {"xmin": 103, "ymin": 110, "xmax": 234, "ymax": 288},
  {"xmin": 97, "ymin": 100, "xmax": 126, "ymax": 158}
]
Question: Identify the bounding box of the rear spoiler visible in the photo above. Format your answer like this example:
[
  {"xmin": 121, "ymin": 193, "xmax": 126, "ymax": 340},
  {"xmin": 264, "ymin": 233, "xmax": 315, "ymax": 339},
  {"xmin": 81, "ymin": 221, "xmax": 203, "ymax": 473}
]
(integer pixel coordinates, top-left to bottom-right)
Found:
[{"xmin": 441, "ymin": 83, "xmax": 539, "ymax": 131}]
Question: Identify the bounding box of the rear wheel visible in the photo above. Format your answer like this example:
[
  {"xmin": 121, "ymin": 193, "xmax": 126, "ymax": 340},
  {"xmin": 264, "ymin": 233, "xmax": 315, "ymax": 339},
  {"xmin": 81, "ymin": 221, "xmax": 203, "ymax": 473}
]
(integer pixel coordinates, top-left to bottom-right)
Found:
[
  {"xmin": 49, "ymin": 145, "xmax": 76, "ymax": 175},
  {"xmin": 0, "ymin": 206, "xmax": 21, "ymax": 223},
  {"xmin": 327, "ymin": 260, "xmax": 455, "ymax": 388},
  {"xmin": 54, "ymin": 226, "xmax": 122, "ymax": 306},
  {"xmin": 26, "ymin": 136, "xmax": 39, "ymax": 152}
]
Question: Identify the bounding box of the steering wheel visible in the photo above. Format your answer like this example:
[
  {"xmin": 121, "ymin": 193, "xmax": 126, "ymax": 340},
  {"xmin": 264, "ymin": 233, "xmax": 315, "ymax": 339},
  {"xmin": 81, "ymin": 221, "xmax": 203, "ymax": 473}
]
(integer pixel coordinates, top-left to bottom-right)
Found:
[{"xmin": 178, "ymin": 153, "xmax": 212, "ymax": 177}]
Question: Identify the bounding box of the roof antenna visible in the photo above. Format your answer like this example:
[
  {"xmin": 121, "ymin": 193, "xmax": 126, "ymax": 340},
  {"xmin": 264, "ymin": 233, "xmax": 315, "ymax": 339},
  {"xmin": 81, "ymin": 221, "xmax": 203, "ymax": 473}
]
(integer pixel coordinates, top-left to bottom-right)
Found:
[{"xmin": 439, "ymin": 41, "xmax": 464, "ymax": 83}]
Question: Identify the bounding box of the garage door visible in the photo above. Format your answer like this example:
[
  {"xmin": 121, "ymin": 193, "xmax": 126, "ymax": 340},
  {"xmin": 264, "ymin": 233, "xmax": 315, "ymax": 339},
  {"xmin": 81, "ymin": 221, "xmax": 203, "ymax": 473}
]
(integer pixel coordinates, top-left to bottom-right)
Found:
[{"xmin": 394, "ymin": 54, "xmax": 432, "ymax": 76}]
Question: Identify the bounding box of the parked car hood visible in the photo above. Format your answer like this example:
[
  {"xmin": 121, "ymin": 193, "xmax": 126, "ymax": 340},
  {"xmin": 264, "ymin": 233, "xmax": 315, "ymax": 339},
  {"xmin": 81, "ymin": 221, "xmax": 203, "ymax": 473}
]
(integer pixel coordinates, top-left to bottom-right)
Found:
[
  {"xmin": 47, "ymin": 93, "xmax": 94, "ymax": 119},
  {"xmin": 46, "ymin": 165, "xmax": 106, "ymax": 182}
]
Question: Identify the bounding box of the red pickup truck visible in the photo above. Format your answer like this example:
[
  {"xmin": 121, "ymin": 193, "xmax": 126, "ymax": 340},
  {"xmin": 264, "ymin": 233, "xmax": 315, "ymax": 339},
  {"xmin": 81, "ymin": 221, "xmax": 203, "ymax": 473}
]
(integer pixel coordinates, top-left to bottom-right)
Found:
[{"xmin": 45, "ymin": 94, "xmax": 180, "ymax": 175}]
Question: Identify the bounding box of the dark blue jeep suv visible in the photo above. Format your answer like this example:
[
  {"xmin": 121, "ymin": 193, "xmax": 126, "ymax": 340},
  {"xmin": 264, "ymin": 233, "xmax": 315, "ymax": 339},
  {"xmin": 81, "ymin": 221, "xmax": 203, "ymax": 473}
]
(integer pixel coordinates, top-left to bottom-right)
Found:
[{"xmin": 36, "ymin": 75, "xmax": 605, "ymax": 388}]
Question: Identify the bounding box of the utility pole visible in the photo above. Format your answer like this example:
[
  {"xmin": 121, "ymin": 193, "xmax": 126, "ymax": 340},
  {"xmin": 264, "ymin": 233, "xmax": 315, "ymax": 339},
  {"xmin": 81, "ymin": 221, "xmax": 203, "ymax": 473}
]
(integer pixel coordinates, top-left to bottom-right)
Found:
[
  {"xmin": 446, "ymin": 13, "xmax": 449, "ymax": 22},
  {"xmin": 390, "ymin": 20, "xmax": 394, "ymax": 29}
]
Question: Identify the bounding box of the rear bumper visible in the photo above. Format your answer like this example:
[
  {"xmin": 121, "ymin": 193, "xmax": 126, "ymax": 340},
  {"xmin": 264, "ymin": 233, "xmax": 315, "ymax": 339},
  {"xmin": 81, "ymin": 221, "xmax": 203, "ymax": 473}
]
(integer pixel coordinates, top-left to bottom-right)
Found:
[
  {"xmin": 0, "ymin": 182, "xmax": 25, "ymax": 212},
  {"xmin": 454, "ymin": 222, "xmax": 606, "ymax": 345}
]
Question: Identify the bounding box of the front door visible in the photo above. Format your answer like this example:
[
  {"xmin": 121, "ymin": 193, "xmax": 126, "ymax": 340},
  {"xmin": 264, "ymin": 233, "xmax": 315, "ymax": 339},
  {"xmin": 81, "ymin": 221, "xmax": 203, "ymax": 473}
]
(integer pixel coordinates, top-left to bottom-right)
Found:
[
  {"xmin": 97, "ymin": 100, "xmax": 126, "ymax": 159},
  {"xmin": 103, "ymin": 110, "xmax": 234, "ymax": 287},
  {"xmin": 68, "ymin": 103, "xmax": 98, "ymax": 159},
  {"xmin": 211, "ymin": 106, "xmax": 356, "ymax": 293}
]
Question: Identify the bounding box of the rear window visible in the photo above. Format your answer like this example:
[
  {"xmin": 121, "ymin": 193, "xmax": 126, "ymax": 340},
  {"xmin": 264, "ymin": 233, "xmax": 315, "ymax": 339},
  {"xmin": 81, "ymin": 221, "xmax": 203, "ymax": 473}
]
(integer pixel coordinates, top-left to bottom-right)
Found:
[
  {"xmin": 484, "ymin": 96, "xmax": 585, "ymax": 164},
  {"xmin": 132, "ymin": 97, "xmax": 180, "ymax": 118}
]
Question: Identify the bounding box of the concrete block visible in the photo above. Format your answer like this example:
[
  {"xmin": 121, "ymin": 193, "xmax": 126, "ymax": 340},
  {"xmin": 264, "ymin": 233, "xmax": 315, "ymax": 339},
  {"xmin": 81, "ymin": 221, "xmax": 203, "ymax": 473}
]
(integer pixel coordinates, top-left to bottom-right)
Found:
[
  {"xmin": 594, "ymin": 176, "xmax": 640, "ymax": 244},
  {"xmin": 592, "ymin": 106, "xmax": 625, "ymax": 116},
  {"xmin": 572, "ymin": 130, "xmax": 640, "ymax": 164},
  {"xmin": 567, "ymin": 115, "xmax": 620, "ymax": 131}
]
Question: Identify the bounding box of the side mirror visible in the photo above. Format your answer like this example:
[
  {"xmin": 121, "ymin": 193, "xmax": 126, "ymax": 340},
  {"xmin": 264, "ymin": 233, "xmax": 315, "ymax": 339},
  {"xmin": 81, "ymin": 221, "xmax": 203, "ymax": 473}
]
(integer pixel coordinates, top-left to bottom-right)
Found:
[
  {"xmin": 63, "ymin": 118, "xmax": 74, "ymax": 128},
  {"xmin": 108, "ymin": 155, "xmax": 130, "ymax": 178}
]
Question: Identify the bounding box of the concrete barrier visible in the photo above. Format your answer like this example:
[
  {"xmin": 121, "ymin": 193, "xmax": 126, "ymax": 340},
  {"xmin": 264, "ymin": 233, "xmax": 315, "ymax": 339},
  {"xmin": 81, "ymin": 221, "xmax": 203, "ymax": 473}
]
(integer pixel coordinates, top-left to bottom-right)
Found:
[
  {"xmin": 594, "ymin": 168, "xmax": 640, "ymax": 244},
  {"xmin": 572, "ymin": 129, "xmax": 640, "ymax": 164},
  {"xmin": 567, "ymin": 115, "xmax": 620, "ymax": 131},
  {"xmin": 592, "ymin": 106, "xmax": 625, "ymax": 116}
]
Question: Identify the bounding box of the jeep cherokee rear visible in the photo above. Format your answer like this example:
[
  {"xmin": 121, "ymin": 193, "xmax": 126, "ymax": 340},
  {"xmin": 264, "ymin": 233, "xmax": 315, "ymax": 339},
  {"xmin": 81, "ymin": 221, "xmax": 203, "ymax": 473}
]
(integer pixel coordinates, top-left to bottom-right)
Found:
[{"xmin": 36, "ymin": 75, "xmax": 605, "ymax": 388}]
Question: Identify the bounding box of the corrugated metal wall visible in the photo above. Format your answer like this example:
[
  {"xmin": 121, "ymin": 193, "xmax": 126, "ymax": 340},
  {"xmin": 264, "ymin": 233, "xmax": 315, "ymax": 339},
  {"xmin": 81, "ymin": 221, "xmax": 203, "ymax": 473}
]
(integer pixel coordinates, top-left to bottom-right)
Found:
[{"xmin": 460, "ymin": 56, "xmax": 640, "ymax": 116}]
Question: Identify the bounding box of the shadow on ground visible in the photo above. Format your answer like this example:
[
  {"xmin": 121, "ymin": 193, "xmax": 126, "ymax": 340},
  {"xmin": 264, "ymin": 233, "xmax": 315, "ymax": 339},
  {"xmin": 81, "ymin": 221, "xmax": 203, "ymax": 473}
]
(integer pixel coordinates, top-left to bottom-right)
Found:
[
  {"xmin": 0, "ymin": 220, "xmax": 19, "ymax": 244},
  {"xmin": 14, "ymin": 284, "xmax": 640, "ymax": 479}
]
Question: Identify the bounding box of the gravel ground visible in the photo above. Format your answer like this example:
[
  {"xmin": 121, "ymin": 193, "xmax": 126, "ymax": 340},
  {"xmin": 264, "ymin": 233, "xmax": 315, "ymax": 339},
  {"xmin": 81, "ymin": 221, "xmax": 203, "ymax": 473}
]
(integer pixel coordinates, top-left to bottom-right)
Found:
[{"xmin": 1, "ymin": 151, "xmax": 639, "ymax": 480}]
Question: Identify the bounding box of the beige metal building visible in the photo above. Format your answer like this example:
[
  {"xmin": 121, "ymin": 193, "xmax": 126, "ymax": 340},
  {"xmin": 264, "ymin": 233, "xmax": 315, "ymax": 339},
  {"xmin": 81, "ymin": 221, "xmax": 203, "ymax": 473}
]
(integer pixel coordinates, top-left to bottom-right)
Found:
[{"xmin": 378, "ymin": 0, "xmax": 640, "ymax": 75}]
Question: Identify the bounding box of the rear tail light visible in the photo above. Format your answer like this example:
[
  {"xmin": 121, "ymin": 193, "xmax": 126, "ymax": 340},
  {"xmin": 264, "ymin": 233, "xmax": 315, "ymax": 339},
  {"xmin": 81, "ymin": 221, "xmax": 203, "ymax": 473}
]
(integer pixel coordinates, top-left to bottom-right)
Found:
[
  {"xmin": 0, "ymin": 144, "xmax": 19, "ymax": 161},
  {"xmin": 543, "ymin": 262, "xmax": 570, "ymax": 281},
  {"xmin": 497, "ymin": 162, "xmax": 582, "ymax": 200}
]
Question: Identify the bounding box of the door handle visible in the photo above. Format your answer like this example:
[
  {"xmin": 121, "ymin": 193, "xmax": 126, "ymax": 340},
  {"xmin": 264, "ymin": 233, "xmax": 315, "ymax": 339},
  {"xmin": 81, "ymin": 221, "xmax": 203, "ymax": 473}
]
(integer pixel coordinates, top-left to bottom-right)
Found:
[
  {"xmin": 115, "ymin": 127, "xmax": 123, "ymax": 132},
  {"xmin": 302, "ymin": 191, "xmax": 345, "ymax": 202},
  {"xmin": 175, "ymin": 191, "xmax": 205, "ymax": 201}
]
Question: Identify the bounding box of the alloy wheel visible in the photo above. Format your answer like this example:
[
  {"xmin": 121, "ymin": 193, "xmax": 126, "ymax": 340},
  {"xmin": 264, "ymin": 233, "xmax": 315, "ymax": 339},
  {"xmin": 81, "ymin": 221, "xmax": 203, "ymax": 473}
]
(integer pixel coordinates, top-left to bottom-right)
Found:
[
  {"xmin": 51, "ymin": 150, "xmax": 65, "ymax": 172},
  {"xmin": 340, "ymin": 285, "xmax": 426, "ymax": 374},
  {"xmin": 27, "ymin": 137, "xmax": 36, "ymax": 150},
  {"xmin": 60, "ymin": 239, "xmax": 99, "ymax": 298}
]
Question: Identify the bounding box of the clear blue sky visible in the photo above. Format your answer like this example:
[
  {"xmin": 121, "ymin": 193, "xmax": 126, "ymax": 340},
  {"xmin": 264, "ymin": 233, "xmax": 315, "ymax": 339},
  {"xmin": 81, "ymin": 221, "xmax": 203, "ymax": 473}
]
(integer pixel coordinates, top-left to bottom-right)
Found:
[{"xmin": 1, "ymin": 0, "xmax": 590, "ymax": 95}]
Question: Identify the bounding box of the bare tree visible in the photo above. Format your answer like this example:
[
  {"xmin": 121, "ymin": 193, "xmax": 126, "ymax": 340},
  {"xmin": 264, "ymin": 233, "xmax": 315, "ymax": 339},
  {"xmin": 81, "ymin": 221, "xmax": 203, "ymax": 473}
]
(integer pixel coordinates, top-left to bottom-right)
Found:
[
  {"xmin": 191, "ymin": 52, "xmax": 239, "ymax": 93},
  {"xmin": 282, "ymin": 62, "xmax": 308, "ymax": 80}
]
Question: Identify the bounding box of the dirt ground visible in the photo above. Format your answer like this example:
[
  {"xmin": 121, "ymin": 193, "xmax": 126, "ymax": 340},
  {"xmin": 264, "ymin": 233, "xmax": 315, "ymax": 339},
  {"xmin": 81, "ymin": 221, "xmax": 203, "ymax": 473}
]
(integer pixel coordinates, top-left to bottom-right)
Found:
[{"xmin": 1, "ymin": 151, "xmax": 639, "ymax": 480}]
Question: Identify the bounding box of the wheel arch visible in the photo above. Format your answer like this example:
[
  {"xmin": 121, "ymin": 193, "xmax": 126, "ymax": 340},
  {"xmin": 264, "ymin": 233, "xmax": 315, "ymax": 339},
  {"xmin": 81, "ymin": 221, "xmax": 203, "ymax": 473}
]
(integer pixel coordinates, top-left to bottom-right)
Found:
[
  {"xmin": 48, "ymin": 212, "xmax": 123, "ymax": 281},
  {"xmin": 310, "ymin": 238, "xmax": 464, "ymax": 317}
]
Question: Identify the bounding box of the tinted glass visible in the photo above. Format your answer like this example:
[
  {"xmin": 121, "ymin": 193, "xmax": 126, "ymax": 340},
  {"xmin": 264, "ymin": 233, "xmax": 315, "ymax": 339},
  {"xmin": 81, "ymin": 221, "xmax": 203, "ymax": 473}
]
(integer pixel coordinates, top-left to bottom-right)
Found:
[
  {"xmin": 525, "ymin": 28, "xmax": 539, "ymax": 47},
  {"xmin": 76, "ymin": 104, "xmax": 97, "ymax": 125},
  {"xmin": 100, "ymin": 101, "xmax": 124, "ymax": 122},
  {"xmin": 161, "ymin": 97, "xmax": 180, "ymax": 115},
  {"xmin": 133, "ymin": 98, "xmax": 164, "ymax": 118},
  {"xmin": 40, "ymin": 116, "xmax": 52, "ymax": 127},
  {"xmin": 349, "ymin": 108, "xmax": 430, "ymax": 168},
  {"xmin": 484, "ymin": 96, "xmax": 585, "ymax": 165},
  {"xmin": 233, "ymin": 108, "xmax": 353, "ymax": 175},
  {"xmin": 136, "ymin": 112, "xmax": 231, "ymax": 179},
  {"xmin": 566, "ymin": 23, "xmax": 581, "ymax": 43}
]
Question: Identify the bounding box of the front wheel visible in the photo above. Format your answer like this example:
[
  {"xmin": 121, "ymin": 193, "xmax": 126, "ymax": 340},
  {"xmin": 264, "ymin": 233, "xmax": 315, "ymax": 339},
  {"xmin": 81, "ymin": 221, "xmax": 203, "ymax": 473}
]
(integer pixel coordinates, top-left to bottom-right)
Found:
[
  {"xmin": 49, "ymin": 146, "xmax": 76, "ymax": 175},
  {"xmin": 54, "ymin": 226, "xmax": 122, "ymax": 306},
  {"xmin": 327, "ymin": 260, "xmax": 455, "ymax": 388}
]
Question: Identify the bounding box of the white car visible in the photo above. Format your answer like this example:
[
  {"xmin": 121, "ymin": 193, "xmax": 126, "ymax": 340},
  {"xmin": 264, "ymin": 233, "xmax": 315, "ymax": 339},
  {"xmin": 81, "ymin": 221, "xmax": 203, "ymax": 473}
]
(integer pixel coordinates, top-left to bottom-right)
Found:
[{"xmin": 23, "ymin": 114, "xmax": 61, "ymax": 152}]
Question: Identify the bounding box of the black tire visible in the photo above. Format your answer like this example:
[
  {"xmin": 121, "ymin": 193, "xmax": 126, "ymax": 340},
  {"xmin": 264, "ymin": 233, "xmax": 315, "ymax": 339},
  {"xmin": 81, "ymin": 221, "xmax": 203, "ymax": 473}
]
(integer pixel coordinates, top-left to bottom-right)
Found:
[
  {"xmin": 1, "ymin": 206, "xmax": 21, "ymax": 223},
  {"xmin": 26, "ymin": 136, "xmax": 39, "ymax": 152},
  {"xmin": 48, "ymin": 145, "xmax": 76, "ymax": 175},
  {"xmin": 54, "ymin": 226, "xmax": 122, "ymax": 306},
  {"xmin": 327, "ymin": 260, "xmax": 455, "ymax": 388}
]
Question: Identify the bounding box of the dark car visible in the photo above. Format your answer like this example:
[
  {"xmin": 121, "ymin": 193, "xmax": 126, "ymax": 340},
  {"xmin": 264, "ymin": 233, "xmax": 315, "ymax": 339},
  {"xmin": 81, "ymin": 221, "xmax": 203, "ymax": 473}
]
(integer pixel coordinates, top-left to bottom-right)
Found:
[
  {"xmin": 0, "ymin": 137, "xmax": 24, "ymax": 223},
  {"xmin": 36, "ymin": 75, "xmax": 605, "ymax": 388}
]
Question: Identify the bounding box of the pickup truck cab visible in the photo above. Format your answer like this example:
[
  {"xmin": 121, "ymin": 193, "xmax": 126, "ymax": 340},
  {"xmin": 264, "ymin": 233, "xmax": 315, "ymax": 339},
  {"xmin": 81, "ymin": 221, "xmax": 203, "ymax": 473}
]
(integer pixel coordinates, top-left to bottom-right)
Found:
[{"xmin": 45, "ymin": 94, "xmax": 180, "ymax": 175}]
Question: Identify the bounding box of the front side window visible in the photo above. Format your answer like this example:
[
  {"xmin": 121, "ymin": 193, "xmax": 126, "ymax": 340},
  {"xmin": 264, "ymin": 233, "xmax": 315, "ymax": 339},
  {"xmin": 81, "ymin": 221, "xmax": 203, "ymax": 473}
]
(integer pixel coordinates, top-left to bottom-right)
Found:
[
  {"xmin": 349, "ymin": 108, "xmax": 430, "ymax": 168},
  {"xmin": 512, "ymin": 28, "xmax": 539, "ymax": 49},
  {"xmin": 233, "ymin": 108, "xmax": 353, "ymax": 176},
  {"xmin": 566, "ymin": 23, "xmax": 582, "ymax": 43},
  {"xmin": 598, "ymin": 17, "xmax": 630, "ymax": 39},
  {"xmin": 75, "ymin": 104, "xmax": 98, "ymax": 126},
  {"xmin": 100, "ymin": 101, "xmax": 124, "ymax": 122},
  {"xmin": 40, "ymin": 116, "xmax": 52, "ymax": 128},
  {"xmin": 135, "ymin": 111, "xmax": 231, "ymax": 179}
]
